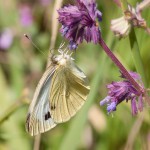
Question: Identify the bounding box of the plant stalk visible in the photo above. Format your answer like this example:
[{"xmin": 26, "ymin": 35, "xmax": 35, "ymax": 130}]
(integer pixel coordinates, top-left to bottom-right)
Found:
[{"xmin": 99, "ymin": 38, "xmax": 144, "ymax": 94}]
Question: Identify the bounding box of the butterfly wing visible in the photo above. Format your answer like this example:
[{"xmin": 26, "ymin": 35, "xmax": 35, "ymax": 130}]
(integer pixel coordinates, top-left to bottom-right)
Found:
[
  {"xmin": 26, "ymin": 66, "xmax": 57, "ymax": 136},
  {"xmin": 50, "ymin": 63, "xmax": 90, "ymax": 123}
]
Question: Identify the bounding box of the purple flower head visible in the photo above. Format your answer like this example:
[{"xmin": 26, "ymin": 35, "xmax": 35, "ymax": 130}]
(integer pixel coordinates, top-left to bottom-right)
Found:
[
  {"xmin": 0, "ymin": 28, "xmax": 13, "ymax": 50},
  {"xmin": 19, "ymin": 5, "xmax": 33, "ymax": 27},
  {"xmin": 100, "ymin": 72, "xmax": 144, "ymax": 115},
  {"xmin": 58, "ymin": 0, "xmax": 102, "ymax": 50}
]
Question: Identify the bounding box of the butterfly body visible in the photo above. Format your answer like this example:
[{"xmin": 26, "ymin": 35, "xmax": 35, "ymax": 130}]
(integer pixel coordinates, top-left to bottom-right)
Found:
[{"xmin": 26, "ymin": 50, "xmax": 90, "ymax": 136}]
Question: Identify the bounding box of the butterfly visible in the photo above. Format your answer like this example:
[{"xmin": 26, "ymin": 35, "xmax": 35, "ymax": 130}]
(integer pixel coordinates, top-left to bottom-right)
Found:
[{"xmin": 26, "ymin": 45, "xmax": 90, "ymax": 136}]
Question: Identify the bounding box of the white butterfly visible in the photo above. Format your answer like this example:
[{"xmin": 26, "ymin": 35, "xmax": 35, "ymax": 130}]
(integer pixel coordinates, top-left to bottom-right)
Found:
[{"xmin": 26, "ymin": 45, "xmax": 90, "ymax": 136}]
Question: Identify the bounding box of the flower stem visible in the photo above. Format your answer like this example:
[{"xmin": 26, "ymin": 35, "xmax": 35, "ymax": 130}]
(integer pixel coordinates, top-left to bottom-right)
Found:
[
  {"xmin": 34, "ymin": 134, "xmax": 41, "ymax": 150},
  {"xmin": 129, "ymin": 29, "xmax": 147, "ymax": 87},
  {"xmin": 99, "ymin": 38, "xmax": 144, "ymax": 94},
  {"xmin": 47, "ymin": 0, "xmax": 63, "ymax": 67}
]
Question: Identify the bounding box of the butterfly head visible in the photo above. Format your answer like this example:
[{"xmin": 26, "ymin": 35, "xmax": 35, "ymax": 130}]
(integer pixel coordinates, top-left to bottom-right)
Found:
[{"xmin": 51, "ymin": 49, "xmax": 74, "ymax": 66}]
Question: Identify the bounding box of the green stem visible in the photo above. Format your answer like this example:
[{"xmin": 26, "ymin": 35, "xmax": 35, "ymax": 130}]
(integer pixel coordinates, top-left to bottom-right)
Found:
[{"xmin": 129, "ymin": 29, "xmax": 147, "ymax": 87}]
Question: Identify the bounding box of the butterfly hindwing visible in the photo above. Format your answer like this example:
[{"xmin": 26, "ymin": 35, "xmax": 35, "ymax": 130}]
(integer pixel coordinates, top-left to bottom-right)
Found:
[
  {"xmin": 26, "ymin": 66, "xmax": 57, "ymax": 136},
  {"xmin": 49, "ymin": 63, "xmax": 90, "ymax": 123}
]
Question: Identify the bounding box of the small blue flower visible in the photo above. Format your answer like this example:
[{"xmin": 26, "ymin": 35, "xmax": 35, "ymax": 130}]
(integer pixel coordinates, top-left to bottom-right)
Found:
[
  {"xmin": 58, "ymin": 0, "xmax": 102, "ymax": 50},
  {"xmin": 100, "ymin": 72, "xmax": 144, "ymax": 115},
  {"xmin": 107, "ymin": 101, "xmax": 117, "ymax": 112}
]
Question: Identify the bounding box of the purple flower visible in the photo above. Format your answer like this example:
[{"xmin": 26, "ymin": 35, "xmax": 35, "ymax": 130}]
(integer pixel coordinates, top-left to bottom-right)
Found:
[
  {"xmin": 100, "ymin": 72, "xmax": 144, "ymax": 115},
  {"xmin": 19, "ymin": 5, "xmax": 33, "ymax": 27},
  {"xmin": 58, "ymin": 0, "xmax": 102, "ymax": 50},
  {"xmin": 0, "ymin": 28, "xmax": 13, "ymax": 50},
  {"xmin": 39, "ymin": 0, "xmax": 52, "ymax": 6}
]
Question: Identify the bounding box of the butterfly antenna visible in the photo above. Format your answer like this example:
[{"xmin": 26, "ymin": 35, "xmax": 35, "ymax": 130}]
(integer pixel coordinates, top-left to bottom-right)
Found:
[{"xmin": 24, "ymin": 34, "xmax": 46, "ymax": 56}]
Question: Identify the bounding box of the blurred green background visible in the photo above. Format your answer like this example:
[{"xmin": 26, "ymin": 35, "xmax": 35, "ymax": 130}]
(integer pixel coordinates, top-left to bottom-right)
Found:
[{"xmin": 0, "ymin": 0, "xmax": 150, "ymax": 150}]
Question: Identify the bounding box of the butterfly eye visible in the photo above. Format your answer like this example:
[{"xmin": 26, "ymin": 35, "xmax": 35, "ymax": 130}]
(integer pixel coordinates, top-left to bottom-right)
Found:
[{"xmin": 51, "ymin": 55, "xmax": 59, "ymax": 64}]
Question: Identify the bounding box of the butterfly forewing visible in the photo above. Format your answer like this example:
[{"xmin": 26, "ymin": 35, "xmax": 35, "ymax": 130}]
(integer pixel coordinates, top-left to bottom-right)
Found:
[
  {"xmin": 49, "ymin": 63, "xmax": 90, "ymax": 123},
  {"xmin": 26, "ymin": 66, "xmax": 57, "ymax": 136}
]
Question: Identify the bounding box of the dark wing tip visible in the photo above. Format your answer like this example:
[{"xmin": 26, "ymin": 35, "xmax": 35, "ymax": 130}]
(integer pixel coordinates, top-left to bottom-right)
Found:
[{"xmin": 26, "ymin": 113, "xmax": 31, "ymax": 132}]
